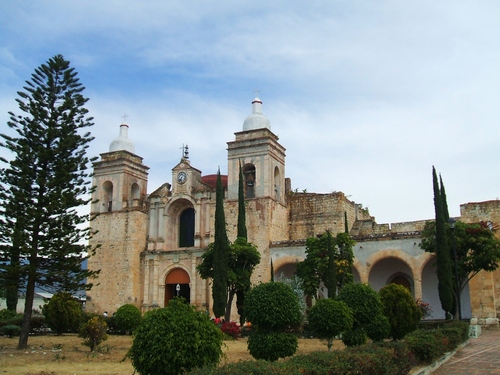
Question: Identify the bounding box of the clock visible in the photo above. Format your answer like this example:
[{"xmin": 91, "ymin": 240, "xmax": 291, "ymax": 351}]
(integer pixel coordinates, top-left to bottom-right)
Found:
[{"xmin": 177, "ymin": 171, "xmax": 187, "ymax": 184}]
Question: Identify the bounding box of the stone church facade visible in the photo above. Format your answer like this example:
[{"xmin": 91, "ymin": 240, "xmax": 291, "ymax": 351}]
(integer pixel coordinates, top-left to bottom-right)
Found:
[{"xmin": 86, "ymin": 98, "xmax": 500, "ymax": 321}]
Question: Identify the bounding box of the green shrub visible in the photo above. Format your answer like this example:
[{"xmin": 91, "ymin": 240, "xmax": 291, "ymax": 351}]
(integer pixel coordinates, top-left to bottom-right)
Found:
[
  {"xmin": 244, "ymin": 282, "xmax": 302, "ymax": 361},
  {"xmin": 307, "ymin": 298, "xmax": 353, "ymax": 351},
  {"xmin": 189, "ymin": 360, "xmax": 286, "ymax": 375},
  {"xmin": 365, "ymin": 314, "xmax": 390, "ymax": 342},
  {"xmin": 379, "ymin": 283, "xmax": 421, "ymax": 340},
  {"xmin": 245, "ymin": 282, "xmax": 302, "ymax": 330},
  {"xmin": 247, "ymin": 331, "xmax": 298, "ymax": 362},
  {"xmin": 114, "ymin": 304, "xmax": 141, "ymax": 334},
  {"xmin": 29, "ymin": 315, "xmax": 48, "ymax": 334},
  {"xmin": 405, "ymin": 329, "xmax": 441, "ymax": 362},
  {"xmin": 341, "ymin": 328, "xmax": 367, "ymax": 347},
  {"xmin": 0, "ymin": 309, "xmax": 19, "ymax": 321},
  {"xmin": 337, "ymin": 283, "xmax": 383, "ymax": 326},
  {"xmin": 190, "ymin": 341, "xmax": 415, "ymax": 375},
  {"xmin": 336, "ymin": 283, "xmax": 386, "ymax": 346},
  {"xmin": 42, "ymin": 292, "xmax": 82, "ymax": 335},
  {"xmin": 374, "ymin": 341, "xmax": 415, "ymax": 375},
  {"xmin": 129, "ymin": 298, "xmax": 224, "ymax": 375},
  {"xmin": 0, "ymin": 324, "xmax": 21, "ymax": 337},
  {"xmin": 446, "ymin": 320, "xmax": 469, "ymax": 342},
  {"xmin": 1, "ymin": 314, "xmax": 23, "ymax": 328},
  {"xmin": 79, "ymin": 316, "xmax": 108, "ymax": 352}
]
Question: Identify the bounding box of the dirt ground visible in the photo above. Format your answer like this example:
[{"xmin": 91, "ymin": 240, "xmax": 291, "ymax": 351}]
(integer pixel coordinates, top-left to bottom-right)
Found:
[{"xmin": 0, "ymin": 334, "xmax": 339, "ymax": 375}]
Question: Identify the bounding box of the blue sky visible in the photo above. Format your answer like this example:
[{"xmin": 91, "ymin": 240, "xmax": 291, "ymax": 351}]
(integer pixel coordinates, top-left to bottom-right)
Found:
[{"xmin": 1, "ymin": 1, "xmax": 499, "ymax": 224}]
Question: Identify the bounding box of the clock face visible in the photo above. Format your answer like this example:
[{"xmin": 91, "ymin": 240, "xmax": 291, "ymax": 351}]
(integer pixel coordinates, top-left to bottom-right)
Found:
[{"xmin": 177, "ymin": 171, "xmax": 187, "ymax": 184}]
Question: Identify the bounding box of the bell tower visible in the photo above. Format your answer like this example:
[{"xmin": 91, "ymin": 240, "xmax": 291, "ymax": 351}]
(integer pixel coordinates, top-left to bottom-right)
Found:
[
  {"xmin": 227, "ymin": 97, "xmax": 286, "ymax": 205},
  {"xmin": 87, "ymin": 120, "xmax": 149, "ymax": 314}
]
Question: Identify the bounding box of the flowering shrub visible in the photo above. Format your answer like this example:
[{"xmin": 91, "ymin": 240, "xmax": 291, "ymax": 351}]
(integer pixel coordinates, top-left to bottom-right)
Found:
[
  {"xmin": 220, "ymin": 321, "xmax": 240, "ymax": 339},
  {"xmin": 415, "ymin": 298, "xmax": 432, "ymax": 319}
]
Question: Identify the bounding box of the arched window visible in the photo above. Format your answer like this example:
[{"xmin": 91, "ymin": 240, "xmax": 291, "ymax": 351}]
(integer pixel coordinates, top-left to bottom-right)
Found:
[
  {"xmin": 102, "ymin": 181, "xmax": 113, "ymax": 212},
  {"xmin": 131, "ymin": 183, "xmax": 140, "ymax": 200},
  {"xmin": 131, "ymin": 183, "xmax": 140, "ymax": 207},
  {"xmin": 179, "ymin": 208, "xmax": 195, "ymax": 247},
  {"xmin": 243, "ymin": 163, "xmax": 256, "ymax": 198},
  {"xmin": 274, "ymin": 166, "xmax": 281, "ymax": 200}
]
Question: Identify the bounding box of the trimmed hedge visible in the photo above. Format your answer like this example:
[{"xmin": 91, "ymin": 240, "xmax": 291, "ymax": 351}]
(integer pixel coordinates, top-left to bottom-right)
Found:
[
  {"xmin": 405, "ymin": 321, "xmax": 469, "ymax": 363},
  {"xmin": 189, "ymin": 341, "xmax": 415, "ymax": 375}
]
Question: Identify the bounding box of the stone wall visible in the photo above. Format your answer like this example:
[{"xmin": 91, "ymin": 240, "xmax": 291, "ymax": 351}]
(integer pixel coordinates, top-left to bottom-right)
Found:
[
  {"xmin": 87, "ymin": 209, "xmax": 148, "ymax": 314},
  {"xmin": 461, "ymin": 200, "xmax": 500, "ymax": 319}
]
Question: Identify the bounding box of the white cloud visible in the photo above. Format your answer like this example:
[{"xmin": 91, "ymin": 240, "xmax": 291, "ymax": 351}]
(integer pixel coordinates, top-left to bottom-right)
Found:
[{"xmin": 0, "ymin": 0, "xmax": 499, "ymax": 225}]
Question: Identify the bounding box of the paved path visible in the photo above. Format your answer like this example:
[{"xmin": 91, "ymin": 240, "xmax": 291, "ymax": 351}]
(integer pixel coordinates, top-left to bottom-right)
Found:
[{"xmin": 432, "ymin": 329, "xmax": 500, "ymax": 374}]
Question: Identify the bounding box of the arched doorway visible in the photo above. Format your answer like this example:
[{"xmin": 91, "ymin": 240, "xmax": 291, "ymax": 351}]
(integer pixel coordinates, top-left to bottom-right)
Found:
[
  {"xmin": 179, "ymin": 208, "xmax": 195, "ymax": 247},
  {"xmin": 368, "ymin": 257, "xmax": 415, "ymax": 295},
  {"xmin": 165, "ymin": 268, "xmax": 190, "ymax": 306}
]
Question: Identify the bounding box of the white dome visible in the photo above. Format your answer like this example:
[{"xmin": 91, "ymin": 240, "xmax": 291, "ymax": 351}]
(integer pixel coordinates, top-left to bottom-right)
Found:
[
  {"xmin": 109, "ymin": 124, "xmax": 135, "ymax": 153},
  {"xmin": 243, "ymin": 97, "xmax": 271, "ymax": 131}
]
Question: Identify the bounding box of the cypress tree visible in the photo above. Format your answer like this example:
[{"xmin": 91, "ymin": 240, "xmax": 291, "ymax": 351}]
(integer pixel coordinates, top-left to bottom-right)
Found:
[
  {"xmin": 432, "ymin": 166, "xmax": 454, "ymax": 318},
  {"xmin": 440, "ymin": 174, "xmax": 450, "ymax": 222},
  {"xmin": 326, "ymin": 230, "xmax": 337, "ymax": 298},
  {"xmin": 344, "ymin": 211, "xmax": 349, "ymax": 233},
  {"xmin": 0, "ymin": 55, "xmax": 99, "ymax": 349},
  {"xmin": 237, "ymin": 161, "xmax": 247, "ymax": 240},
  {"xmin": 211, "ymin": 169, "xmax": 229, "ymax": 318}
]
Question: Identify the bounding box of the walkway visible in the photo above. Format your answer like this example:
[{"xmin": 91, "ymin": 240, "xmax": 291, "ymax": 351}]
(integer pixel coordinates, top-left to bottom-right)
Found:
[{"xmin": 432, "ymin": 329, "xmax": 500, "ymax": 374}]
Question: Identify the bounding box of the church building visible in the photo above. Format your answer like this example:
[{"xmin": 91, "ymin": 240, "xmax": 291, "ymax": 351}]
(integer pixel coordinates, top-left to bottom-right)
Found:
[{"xmin": 86, "ymin": 97, "xmax": 500, "ymax": 321}]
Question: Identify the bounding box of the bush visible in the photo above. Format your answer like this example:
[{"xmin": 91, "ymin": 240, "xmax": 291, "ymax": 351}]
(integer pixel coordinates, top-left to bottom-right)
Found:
[
  {"xmin": 0, "ymin": 309, "xmax": 19, "ymax": 321},
  {"xmin": 341, "ymin": 328, "xmax": 367, "ymax": 347},
  {"xmin": 336, "ymin": 283, "xmax": 385, "ymax": 346},
  {"xmin": 379, "ymin": 283, "xmax": 421, "ymax": 340},
  {"xmin": 337, "ymin": 283, "xmax": 383, "ymax": 326},
  {"xmin": 190, "ymin": 341, "xmax": 415, "ymax": 375},
  {"xmin": 220, "ymin": 321, "xmax": 240, "ymax": 339},
  {"xmin": 307, "ymin": 298, "xmax": 353, "ymax": 351},
  {"xmin": 245, "ymin": 282, "xmax": 302, "ymax": 330},
  {"xmin": 365, "ymin": 314, "xmax": 390, "ymax": 342},
  {"xmin": 247, "ymin": 331, "xmax": 298, "ymax": 362},
  {"xmin": 42, "ymin": 292, "xmax": 82, "ymax": 335},
  {"xmin": 244, "ymin": 282, "xmax": 302, "ymax": 361},
  {"xmin": 129, "ymin": 298, "xmax": 224, "ymax": 375},
  {"xmin": 0, "ymin": 324, "xmax": 21, "ymax": 337},
  {"xmin": 114, "ymin": 304, "xmax": 141, "ymax": 334},
  {"xmin": 405, "ymin": 329, "xmax": 441, "ymax": 362},
  {"xmin": 79, "ymin": 316, "xmax": 108, "ymax": 352}
]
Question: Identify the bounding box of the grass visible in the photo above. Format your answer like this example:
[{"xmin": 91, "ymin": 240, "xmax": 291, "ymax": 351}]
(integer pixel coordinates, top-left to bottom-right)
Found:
[{"xmin": 0, "ymin": 334, "xmax": 338, "ymax": 375}]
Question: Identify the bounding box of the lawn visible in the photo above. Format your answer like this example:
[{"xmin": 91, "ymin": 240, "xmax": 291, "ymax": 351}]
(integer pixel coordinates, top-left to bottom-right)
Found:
[{"xmin": 0, "ymin": 334, "xmax": 337, "ymax": 375}]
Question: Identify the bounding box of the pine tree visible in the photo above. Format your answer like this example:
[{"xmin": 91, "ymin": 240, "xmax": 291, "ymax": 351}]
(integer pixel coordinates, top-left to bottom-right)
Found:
[
  {"xmin": 432, "ymin": 166, "xmax": 453, "ymax": 318},
  {"xmin": 0, "ymin": 55, "xmax": 99, "ymax": 349},
  {"xmin": 211, "ymin": 169, "xmax": 229, "ymax": 318}
]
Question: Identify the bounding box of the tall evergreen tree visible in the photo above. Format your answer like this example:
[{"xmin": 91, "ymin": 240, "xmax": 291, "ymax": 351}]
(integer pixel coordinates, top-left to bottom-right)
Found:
[
  {"xmin": 326, "ymin": 230, "xmax": 337, "ymax": 298},
  {"xmin": 432, "ymin": 166, "xmax": 454, "ymax": 318},
  {"xmin": 0, "ymin": 55, "xmax": 99, "ymax": 349},
  {"xmin": 344, "ymin": 211, "xmax": 349, "ymax": 234},
  {"xmin": 237, "ymin": 161, "xmax": 247, "ymax": 240},
  {"xmin": 440, "ymin": 174, "xmax": 450, "ymax": 222},
  {"xmin": 211, "ymin": 169, "xmax": 229, "ymax": 318}
]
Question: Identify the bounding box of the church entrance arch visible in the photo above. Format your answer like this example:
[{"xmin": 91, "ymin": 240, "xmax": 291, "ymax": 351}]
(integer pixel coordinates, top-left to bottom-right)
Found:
[{"xmin": 165, "ymin": 268, "xmax": 190, "ymax": 306}]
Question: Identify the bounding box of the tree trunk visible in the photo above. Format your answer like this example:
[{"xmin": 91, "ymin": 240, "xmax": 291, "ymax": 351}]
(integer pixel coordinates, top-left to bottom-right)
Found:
[
  {"xmin": 224, "ymin": 289, "xmax": 236, "ymax": 322},
  {"xmin": 18, "ymin": 269, "xmax": 35, "ymax": 349}
]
